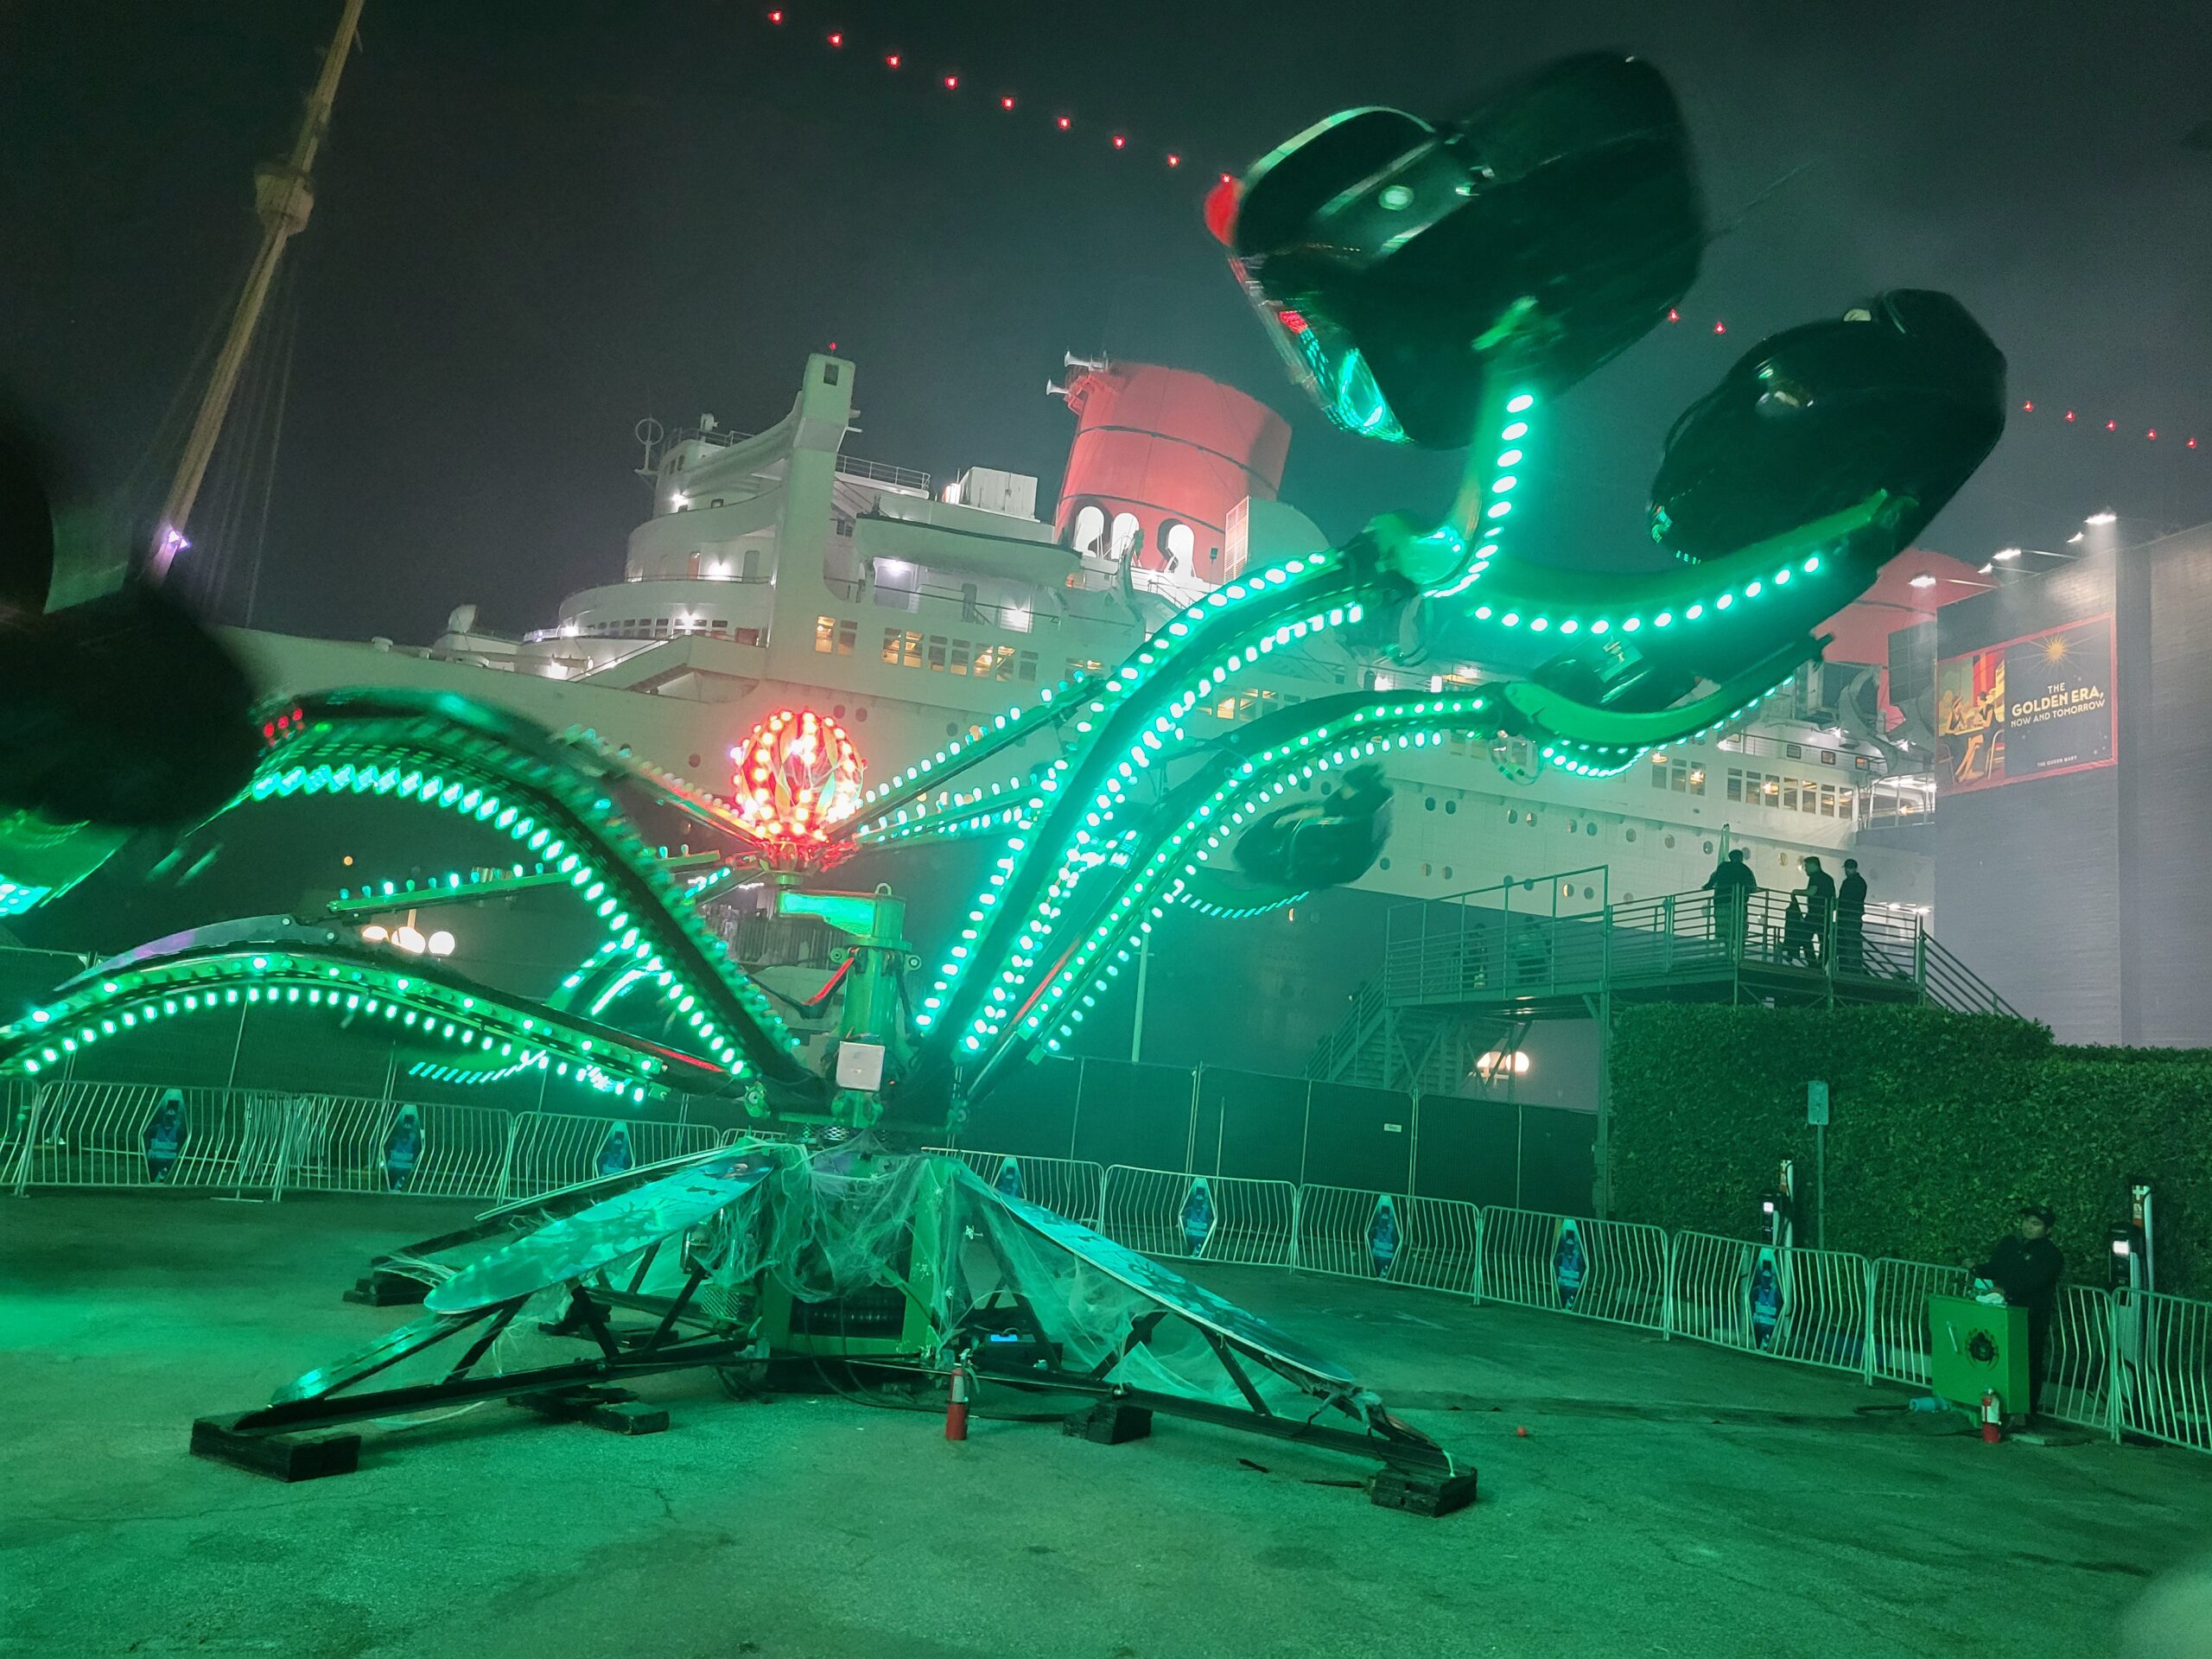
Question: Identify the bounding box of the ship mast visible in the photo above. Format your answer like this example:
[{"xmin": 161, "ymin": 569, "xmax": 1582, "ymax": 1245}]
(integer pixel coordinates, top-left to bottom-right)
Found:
[{"xmin": 149, "ymin": 0, "xmax": 366, "ymax": 581}]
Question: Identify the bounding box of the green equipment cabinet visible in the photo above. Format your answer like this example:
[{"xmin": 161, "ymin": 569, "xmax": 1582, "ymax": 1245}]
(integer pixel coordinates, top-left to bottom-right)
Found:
[{"xmin": 1928, "ymin": 1294, "xmax": 2031, "ymax": 1417}]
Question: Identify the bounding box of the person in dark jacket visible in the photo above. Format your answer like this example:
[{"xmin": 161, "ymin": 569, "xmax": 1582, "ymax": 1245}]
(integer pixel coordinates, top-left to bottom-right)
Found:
[
  {"xmin": 1974, "ymin": 1203, "xmax": 2065, "ymax": 1417},
  {"xmin": 1801, "ymin": 855, "xmax": 1837, "ymax": 967},
  {"xmin": 1702, "ymin": 849, "xmax": 1758, "ymax": 955},
  {"xmin": 1835, "ymin": 858, "xmax": 1869, "ymax": 974},
  {"xmin": 1781, "ymin": 895, "xmax": 1812, "ymax": 965}
]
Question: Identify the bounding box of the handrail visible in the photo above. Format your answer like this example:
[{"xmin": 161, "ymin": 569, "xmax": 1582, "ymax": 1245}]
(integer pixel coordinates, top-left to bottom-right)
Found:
[{"xmin": 1373, "ymin": 881, "xmax": 2021, "ymax": 1020}]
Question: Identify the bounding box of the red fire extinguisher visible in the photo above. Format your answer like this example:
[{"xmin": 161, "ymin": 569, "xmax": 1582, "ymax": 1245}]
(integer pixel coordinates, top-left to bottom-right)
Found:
[
  {"xmin": 944, "ymin": 1351, "xmax": 971, "ymax": 1442},
  {"xmin": 1980, "ymin": 1389, "xmax": 2003, "ymax": 1444}
]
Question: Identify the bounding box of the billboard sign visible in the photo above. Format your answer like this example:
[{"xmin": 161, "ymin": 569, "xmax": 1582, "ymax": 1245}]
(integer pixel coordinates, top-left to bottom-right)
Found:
[{"xmin": 1936, "ymin": 615, "xmax": 2116, "ymax": 793}]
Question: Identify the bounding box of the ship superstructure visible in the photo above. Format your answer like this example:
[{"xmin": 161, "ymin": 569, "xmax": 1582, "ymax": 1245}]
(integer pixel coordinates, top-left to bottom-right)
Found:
[{"xmin": 226, "ymin": 351, "xmax": 1938, "ymax": 919}]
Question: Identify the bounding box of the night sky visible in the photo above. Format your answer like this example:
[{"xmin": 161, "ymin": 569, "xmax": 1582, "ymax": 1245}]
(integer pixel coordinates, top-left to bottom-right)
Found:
[{"xmin": 3, "ymin": 1, "xmax": 2207, "ymax": 644}]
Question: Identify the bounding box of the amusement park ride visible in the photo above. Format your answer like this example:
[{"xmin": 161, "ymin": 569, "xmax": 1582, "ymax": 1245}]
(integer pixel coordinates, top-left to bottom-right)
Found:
[{"xmin": 0, "ymin": 57, "xmax": 2004, "ymax": 1512}]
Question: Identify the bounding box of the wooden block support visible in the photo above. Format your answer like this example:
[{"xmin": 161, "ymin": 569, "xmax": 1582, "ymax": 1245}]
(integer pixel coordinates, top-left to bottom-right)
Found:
[
  {"xmin": 343, "ymin": 1271, "xmax": 430, "ymax": 1307},
  {"xmin": 507, "ymin": 1385, "xmax": 670, "ymax": 1436},
  {"xmin": 192, "ymin": 1416, "xmax": 361, "ymax": 1482},
  {"xmin": 1062, "ymin": 1401, "xmax": 1154, "ymax": 1446},
  {"xmin": 1366, "ymin": 1467, "xmax": 1478, "ymax": 1517}
]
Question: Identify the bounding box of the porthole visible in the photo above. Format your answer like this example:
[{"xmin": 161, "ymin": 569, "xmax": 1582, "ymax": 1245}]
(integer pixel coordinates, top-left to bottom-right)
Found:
[
  {"xmin": 1379, "ymin": 856, "xmax": 1392, "ymax": 871},
  {"xmin": 1425, "ymin": 797, "xmax": 1436, "ymax": 811},
  {"xmin": 1421, "ymin": 861, "xmax": 1433, "ymax": 877},
  {"xmin": 1624, "ymin": 828, "xmax": 1637, "ymax": 842},
  {"xmin": 1584, "ymin": 886, "xmax": 1595, "ymax": 899},
  {"xmin": 833, "ymin": 703, "xmax": 847, "ymax": 718},
  {"xmin": 1664, "ymin": 834, "xmax": 1676, "ymax": 849},
  {"xmin": 1443, "ymin": 866, "xmax": 1454, "ymax": 880},
  {"xmin": 1586, "ymin": 823, "xmax": 1599, "ymax": 836},
  {"xmin": 1444, "ymin": 799, "xmax": 1458, "ymax": 816},
  {"xmin": 1508, "ymin": 809, "xmax": 1519, "ymax": 825},
  {"xmin": 687, "ymin": 753, "xmax": 702, "ymax": 768}
]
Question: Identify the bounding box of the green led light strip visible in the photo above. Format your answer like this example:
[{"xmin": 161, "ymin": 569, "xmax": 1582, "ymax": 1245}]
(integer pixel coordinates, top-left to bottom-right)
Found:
[
  {"xmin": 0, "ymin": 947, "xmax": 712, "ymax": 1102},
  {"xmin": 226, "ymin": 694, "xmax": 812, "ymax": 1090},
  {"xmin": 960, "ymin": 694, "xmax": 1495, "ymax": 1088}
]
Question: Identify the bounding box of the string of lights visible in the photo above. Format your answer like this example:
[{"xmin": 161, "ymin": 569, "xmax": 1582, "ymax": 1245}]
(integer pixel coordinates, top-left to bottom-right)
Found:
[
  {"xmin": 753, "ymin": 10, "xmax": 2201, "ymax": 458},
  {"xmin": 756, "ymin": 4, "xmax": 1220, "ymax": 181}
]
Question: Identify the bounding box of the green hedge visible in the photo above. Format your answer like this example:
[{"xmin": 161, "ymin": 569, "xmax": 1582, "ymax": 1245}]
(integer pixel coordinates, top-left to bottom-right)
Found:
[{"xmin": 1610, "ymin": 1005, "xmax": 2212, "ymax": 1294}]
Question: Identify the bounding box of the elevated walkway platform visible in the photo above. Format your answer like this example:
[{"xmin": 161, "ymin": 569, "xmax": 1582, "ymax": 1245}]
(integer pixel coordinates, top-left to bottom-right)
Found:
[{"xmin": 1308, "ymin": 868, "xmax": 2018, "ymax": 1092}]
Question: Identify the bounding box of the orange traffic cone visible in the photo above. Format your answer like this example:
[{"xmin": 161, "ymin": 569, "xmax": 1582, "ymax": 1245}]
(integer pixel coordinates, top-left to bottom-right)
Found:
[{"xmin": 945, "ymin": 1356, "xmax": 970, "ymax": 1442}]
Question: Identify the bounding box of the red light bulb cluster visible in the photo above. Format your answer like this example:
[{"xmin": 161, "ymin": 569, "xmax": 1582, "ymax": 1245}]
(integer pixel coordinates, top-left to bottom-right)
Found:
[{"xmin": 730, "ymin": 709, "xmax": 863, "ymax": 854}]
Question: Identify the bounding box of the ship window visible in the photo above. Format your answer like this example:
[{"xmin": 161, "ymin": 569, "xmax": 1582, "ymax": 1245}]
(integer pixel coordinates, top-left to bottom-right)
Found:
[
  {"xmin": 710, "ymin": 498, "xmax": 725, "ymax": 508},
  {"xmin": 1624, "ymin": 828, "xmax": 1636, "ymax": 842},
  {"xmin": 1109, "ymin": 512, "xmax": 1141, "ymax": 562},
  {"xmin": 734, "ymin": 626, "xmax": 762, "ymax": 645},
  {"xmin": 1424, "ymin": 798, "xmax": 1436, "ymax": 811},
  {"xmin": 1444, "ymin": 800, "xmax": 1457, "ymax": 815},
  {"xmin": 1071, "ymin": 505, "xmax": 1106, "ymax": 555},
  {"xmin": 1586, "ymin": 822, "xmax": 1599, "ymax": 836},
  {"xmin": 974, "ymin": 645, "xmax": 998, "ymax": 678},
  {"xmin": 927, "ymin": 636, "xmax": 948, "ymax": 671},
  {"xmin": 741, "ymin": 548, "xmax": 762, "ymax": 581},
  {"xmin": 883, "ymin": 628, "xmax": 923, "ymax": 668},
  {"xmin": 816, "ymin": 617, "xmax": 840, "ymax": 652},
  {"xmin": 1016, "ymin": 651, "xmax": 1038, "ymax": 683},
  {"xmin": 823, "ymin": 362, "xmax": 841, "ymax": 385},
  {"xmin": 1160, "ymin": 521, "xmax": 1196, "ymax": 574},
  {"xmin": 950, "ymin": 641, "xmax": 970, "ymax": 676}
]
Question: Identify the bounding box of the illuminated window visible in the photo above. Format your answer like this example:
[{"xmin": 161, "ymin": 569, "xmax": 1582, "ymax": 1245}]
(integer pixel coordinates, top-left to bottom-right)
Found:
[
  {"xmin": 1068, "ymin": 658, "xmax": 1107, "ymax": 679},
  {"xmin": 816, "ymin": 616, "xmax": 839, "ymax": 653},
  {"xmin": 1160, "ymin": 520, "xmax": 1196, "ymax": 574},
  {"xmin": 1109, "ymin": 512, "xmax": 1141, "ymax": 562},
  {"xmin": 974, "ymin": 645, "xmax": 998, "ymax": 678},
  {"xmin": 882, "ymin": 628, "xmax": 923, "ymax": 668}
]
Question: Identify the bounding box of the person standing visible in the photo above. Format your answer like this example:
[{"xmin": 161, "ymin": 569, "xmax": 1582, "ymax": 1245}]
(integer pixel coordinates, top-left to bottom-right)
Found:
[
  {"xmin": 1703, "ymin": 848, "xmax": 1757, "ymax": 956},
  {"xmin": 1801, "ymin": 855, "xmax": 1837, "ymax": 967},
  {"xmin": 1836, "ymin": 858, "xmax": 1868, "ymax": 974},
  {"xmin": 1974, "ymin": 1204, "xmax": 2064, "ymax": 1419}
]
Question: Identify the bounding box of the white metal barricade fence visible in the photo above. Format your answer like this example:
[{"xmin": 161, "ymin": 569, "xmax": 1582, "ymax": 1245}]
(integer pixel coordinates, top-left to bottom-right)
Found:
[
  {"xmin": 1294, "ymin": 1184, "xmax": 1482, "ymax": 1298},
  {"xmin": 1668, "ymin": 1232, "xmax": 1872, "ymax": 1376},
  {"xmin": 2044, "ymin": 1282, "xmax": 2119, "ymax": 1433},
  {"xmin": 280, "ymin": 1096, "xmax": 513, "ymax": 1200},
  {"xmin": 1099, "ymin": 1165, "xmax": 1297, "ymax": 1267},
  {"xmin": 497, "ymin": 1110, "xmax": 721, "ymax": 1200},
  {"xmin": 1479, "ymin": 1205, "xmax": 1669, "ymax": 1330},
  {"xmin": 6, "ymin": 1081, "xmax": 281, "ymax": 1194},
  {"xmin": 926, "ymin": 1147, "xmax": 1106, "ymax": 1225},
  {"xmin": 1868, "ymin": 1257, "xmax": 1969, "ymax": 1389},
  {"xmin": 2116, "ymin": 1287, "xmax": 2212, "ymax": 1456}
]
